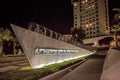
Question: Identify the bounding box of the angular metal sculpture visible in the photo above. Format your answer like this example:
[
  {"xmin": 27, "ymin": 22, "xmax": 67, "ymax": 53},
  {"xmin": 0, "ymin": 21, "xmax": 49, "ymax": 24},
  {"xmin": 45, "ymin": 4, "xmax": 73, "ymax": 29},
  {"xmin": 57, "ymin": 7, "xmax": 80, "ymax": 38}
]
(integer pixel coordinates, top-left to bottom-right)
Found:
[{"xmin": 10, "ymin": 23, "xmax": 94, "ymax": 68}]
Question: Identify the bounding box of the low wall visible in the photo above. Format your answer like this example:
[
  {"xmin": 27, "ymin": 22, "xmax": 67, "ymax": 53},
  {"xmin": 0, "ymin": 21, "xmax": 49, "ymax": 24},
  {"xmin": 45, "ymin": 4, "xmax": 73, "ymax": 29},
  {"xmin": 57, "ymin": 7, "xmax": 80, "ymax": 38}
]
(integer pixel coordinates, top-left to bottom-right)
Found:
[
  {"xmin": 101, "ymin": 48, "xmax": 120, "ymax": 80},
  {"xmin": 83, "ymin": 36, "xmax": 110, "ymax": 44}
]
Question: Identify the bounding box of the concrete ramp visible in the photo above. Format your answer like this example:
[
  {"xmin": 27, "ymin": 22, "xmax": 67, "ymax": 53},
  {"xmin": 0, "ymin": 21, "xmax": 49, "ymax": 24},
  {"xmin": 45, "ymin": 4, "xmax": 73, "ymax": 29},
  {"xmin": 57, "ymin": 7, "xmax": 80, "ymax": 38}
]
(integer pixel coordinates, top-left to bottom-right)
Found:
[{"xmin": 10, "ymin": 23, "xmax": 94, "ymax": 68}]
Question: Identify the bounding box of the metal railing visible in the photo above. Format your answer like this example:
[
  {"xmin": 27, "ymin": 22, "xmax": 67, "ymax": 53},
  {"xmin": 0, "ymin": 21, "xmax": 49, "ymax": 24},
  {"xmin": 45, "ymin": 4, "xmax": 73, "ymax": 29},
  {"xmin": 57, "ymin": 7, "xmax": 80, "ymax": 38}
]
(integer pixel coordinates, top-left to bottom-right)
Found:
[{"xmin": 27, "ymin": 22, "xmax": 81, "ymax": 46}]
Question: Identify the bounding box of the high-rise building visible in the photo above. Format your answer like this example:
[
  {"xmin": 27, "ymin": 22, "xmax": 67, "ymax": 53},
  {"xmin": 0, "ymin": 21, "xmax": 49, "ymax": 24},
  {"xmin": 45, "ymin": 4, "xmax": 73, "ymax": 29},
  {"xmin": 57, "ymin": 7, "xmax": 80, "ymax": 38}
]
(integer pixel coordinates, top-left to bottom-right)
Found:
[{"xmin": 71, "ymin": 0, "xmax": 110, "ymax": 39}]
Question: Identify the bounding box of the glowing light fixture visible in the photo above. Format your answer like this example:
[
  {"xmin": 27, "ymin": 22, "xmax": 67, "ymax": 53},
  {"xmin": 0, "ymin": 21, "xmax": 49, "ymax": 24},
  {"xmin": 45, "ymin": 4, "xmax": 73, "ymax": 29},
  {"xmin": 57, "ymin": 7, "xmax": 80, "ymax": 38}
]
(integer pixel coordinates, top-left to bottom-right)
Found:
[
  {"xmin": 33, "ymin": 48, "xmax": 95, "ymax": 68},
  {"xmin": 34, "ymin": 51, "xmax": 94, "ymax": 68}
]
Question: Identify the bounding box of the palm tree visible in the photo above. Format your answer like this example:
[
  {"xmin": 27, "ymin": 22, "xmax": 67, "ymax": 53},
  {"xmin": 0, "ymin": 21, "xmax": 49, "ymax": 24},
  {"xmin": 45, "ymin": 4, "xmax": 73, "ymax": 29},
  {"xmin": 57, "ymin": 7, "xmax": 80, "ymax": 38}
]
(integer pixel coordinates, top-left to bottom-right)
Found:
[
  {"xmin": 111, "ymin": 8, "xmax": 120, "ymax": 47},
  {"xmin": 0, "ymin": 28, "xmax": 4, "ymax": 56},
  {"xmin": 71, "ymin": 27, "xmax": 85, "ymax": 44},
  {"xmin": 0, "ymin": 28, "xmax": 14, "ymax": 57},
  {"xmin": 112, "ymin": 8, "xmax": 120, "ymax": 18}
]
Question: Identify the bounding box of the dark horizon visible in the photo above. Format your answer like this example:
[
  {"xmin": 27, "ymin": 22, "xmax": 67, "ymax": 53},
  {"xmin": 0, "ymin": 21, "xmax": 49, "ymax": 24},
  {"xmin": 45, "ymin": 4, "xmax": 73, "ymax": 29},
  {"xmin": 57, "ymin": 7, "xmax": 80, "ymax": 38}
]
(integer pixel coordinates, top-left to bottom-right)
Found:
[{"xmin": 0, "ymin": 0, "xmax": 120, "ymax": 34}]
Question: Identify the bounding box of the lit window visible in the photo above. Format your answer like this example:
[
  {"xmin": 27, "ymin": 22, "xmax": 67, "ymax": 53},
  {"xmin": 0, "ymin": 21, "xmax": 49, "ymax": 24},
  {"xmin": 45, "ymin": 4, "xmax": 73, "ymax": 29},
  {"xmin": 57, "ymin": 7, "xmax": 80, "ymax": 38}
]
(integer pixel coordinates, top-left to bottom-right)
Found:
[
  {"xmin": 86, "ymin": 24, "xmax": 89, "ymax": 28},
  {"xmin": 74, "ymin": 3, "xmax": 77, "ymax": 6},
  {"xmin": 89, "ymin": 23, "xmax": 92, "ymax": 26},
  {"xmin": 82, "ymin": 1, "xmax": 85, "ymax": 4},
  {"xmin": 91, "ymin": 5, "xmax": 95, "ymax": 8},
  {"xmin": 85, "ymin": 0, "xmax": 88, "ymax": 2}
]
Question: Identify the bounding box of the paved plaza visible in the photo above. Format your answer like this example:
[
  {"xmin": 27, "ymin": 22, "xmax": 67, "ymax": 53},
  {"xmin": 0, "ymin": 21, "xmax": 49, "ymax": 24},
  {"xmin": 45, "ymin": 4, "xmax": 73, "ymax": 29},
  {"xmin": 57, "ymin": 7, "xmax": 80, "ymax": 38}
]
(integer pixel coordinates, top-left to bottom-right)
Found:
[{"xmin": 59, "ymin": 55, "xmax": 105, "ymax": 80}]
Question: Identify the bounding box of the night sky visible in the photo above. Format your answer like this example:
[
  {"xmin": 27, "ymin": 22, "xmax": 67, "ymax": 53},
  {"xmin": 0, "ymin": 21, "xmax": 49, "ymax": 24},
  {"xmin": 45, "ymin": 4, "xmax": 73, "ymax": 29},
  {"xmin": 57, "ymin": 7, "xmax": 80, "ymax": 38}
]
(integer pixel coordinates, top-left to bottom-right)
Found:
[{"xmin": 0, "ymin": 0, "xmax": 120, "ymax": 34}]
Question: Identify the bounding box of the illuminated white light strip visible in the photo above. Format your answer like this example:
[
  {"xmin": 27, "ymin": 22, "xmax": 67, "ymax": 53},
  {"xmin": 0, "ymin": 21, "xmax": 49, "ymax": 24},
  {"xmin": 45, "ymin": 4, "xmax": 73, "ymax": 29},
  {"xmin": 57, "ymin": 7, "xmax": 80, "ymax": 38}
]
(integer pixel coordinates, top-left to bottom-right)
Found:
[
  {"xmin": 35, "ymin": 48, "xmax": 80, "ymax": 55},
  {"xmin": 34, "ymin": 52, "xmax": 95, "ymax": 68}
]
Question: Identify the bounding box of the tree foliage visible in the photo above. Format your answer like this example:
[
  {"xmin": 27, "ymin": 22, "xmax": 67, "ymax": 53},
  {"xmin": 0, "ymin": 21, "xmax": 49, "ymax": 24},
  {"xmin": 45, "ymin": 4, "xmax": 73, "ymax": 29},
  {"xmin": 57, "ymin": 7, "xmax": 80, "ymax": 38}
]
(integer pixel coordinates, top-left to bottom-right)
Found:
[
  {"xmin": 2, "ymin": 29, "xmax": 14, "ymax": 41},
  {"xmin": 111, "ymin": 8, "xmax": 120, "ymax": 47},
  {"xmin": 71, "ymin": 27, "xmax": 85, "ymax": 43},
  {"xmin": 112, "ymin": 8, "xmax": 120, "ymax": 19},
  {"xmin": 0, "ymin": 28, "xmax": 14, "ymax": 56}
]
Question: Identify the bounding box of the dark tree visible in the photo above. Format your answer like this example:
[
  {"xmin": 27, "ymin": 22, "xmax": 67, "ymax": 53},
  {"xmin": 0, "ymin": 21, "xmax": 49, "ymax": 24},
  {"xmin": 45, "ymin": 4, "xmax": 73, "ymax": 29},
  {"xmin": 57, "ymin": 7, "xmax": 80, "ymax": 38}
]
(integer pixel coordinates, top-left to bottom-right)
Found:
[
  {"xmin": 71, "ymin": 27, "xmax": 85, "ymax": 43},
  {"xmin": 111, "ymin": 8, "xmax": 120, "ymax": 47},
  {"xmin": 0, "ymin": 28, "xmax": 14, "ymax": 57}
]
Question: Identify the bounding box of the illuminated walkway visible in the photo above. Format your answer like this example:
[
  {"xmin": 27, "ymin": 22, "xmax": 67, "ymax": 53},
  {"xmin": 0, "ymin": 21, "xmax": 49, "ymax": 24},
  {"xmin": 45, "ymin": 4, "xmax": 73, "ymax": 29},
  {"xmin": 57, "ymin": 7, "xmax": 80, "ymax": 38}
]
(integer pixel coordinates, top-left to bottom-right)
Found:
[{"xmin": 59, "ymin": 55, "xmax": 105, "ymax": 80}]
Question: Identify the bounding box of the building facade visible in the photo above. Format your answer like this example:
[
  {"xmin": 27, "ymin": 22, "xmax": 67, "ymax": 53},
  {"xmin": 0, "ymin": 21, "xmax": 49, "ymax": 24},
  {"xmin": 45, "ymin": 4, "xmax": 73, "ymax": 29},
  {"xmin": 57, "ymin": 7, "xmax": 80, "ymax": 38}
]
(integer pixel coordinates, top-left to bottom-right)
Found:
[{"xmin": 71, "ymin": 0, "xmax": 110, "ymax": 39}]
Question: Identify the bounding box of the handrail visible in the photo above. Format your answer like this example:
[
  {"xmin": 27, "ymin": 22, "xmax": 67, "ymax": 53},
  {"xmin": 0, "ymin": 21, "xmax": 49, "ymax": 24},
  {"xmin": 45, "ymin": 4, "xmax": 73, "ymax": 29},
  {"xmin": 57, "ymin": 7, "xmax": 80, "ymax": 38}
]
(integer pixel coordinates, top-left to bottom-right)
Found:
[{"xmin": 27, "ymin": 22, "xmax": 81, "ymax": 46}]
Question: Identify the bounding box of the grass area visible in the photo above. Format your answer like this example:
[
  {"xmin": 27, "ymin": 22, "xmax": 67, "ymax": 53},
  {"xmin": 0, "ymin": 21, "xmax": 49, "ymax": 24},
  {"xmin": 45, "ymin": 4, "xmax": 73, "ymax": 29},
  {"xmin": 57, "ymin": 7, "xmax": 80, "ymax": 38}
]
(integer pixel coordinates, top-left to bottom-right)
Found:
[{"xmin": 0, "ymin": 56, "xmax": 90, "ymax": 80}]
